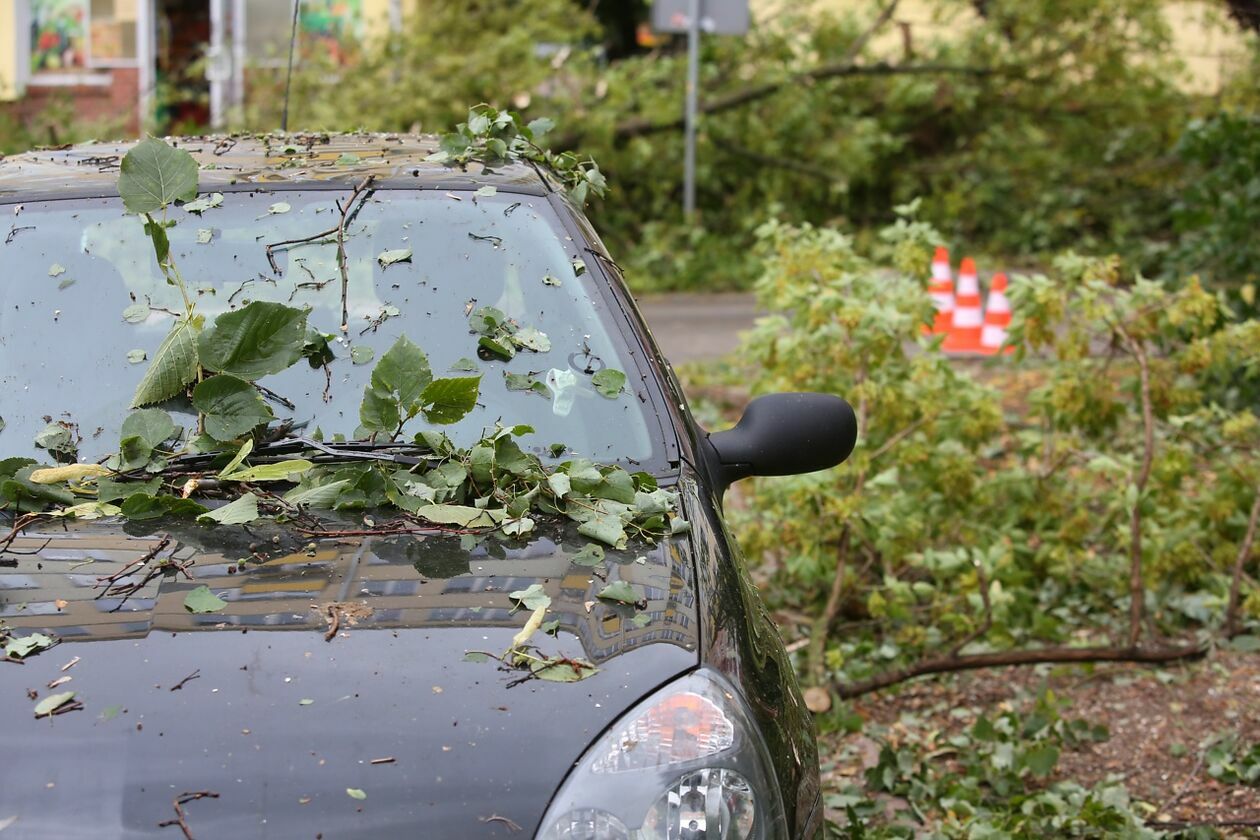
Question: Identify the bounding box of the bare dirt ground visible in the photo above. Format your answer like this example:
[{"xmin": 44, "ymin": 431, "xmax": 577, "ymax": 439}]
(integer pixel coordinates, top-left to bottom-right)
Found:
[{"xmin": 821, "ymin": 653, "xmax": 1260, "ymax": 835}]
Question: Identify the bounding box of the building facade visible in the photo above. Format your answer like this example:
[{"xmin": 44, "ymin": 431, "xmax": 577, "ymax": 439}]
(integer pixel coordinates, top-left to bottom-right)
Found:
[
  {"xmin": 0, "ymin": 0, "xmax": 1252, "ymax": 138},
  {"xmin": 0, "ymin": 0, "xmax": 408, "ymax": 133}
]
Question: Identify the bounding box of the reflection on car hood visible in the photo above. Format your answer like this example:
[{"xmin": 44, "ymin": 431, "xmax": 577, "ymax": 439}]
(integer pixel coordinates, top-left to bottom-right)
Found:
[{"xmin": 0, "ymin": 516, "xmax": 699, "ymax": 838}]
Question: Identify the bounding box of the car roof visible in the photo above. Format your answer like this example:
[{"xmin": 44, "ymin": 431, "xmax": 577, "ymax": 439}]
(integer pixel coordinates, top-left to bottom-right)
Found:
[{"xmin": 0, "ymin": 132, "xmax": 553, "ymax": 200}]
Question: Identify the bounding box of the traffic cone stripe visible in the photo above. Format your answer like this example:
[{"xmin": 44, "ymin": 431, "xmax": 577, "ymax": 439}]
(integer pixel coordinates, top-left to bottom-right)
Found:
[
  {"xmin": 927, "ymin": 246, "xmax": 954, "ymax": 334},
  {"xmin": 941, "ymin": 257, "xmax": 983, "ymax": 352},
  {"xmin": 979, "ymin": 271, "xmax": 1013, "ymax": 356},
  {"xmin": 953, "ymin": 307, "xmax": 983, "ymax": 328}
]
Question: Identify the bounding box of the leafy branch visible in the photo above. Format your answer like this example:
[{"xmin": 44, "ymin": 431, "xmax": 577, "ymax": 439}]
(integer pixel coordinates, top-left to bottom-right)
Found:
[{"xmin": 428, "ymin": 105, "xmax": 607, "ymax": 205}]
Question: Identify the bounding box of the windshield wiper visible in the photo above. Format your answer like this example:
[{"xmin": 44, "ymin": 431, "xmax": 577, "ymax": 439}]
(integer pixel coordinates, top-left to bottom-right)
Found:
[{"xmin": 168, "ymin": 437, "xmax": 437, "ymax": 471}]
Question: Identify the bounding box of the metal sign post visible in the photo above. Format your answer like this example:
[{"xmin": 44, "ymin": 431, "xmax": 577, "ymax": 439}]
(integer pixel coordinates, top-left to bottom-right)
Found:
[
  {"xmin": 652, "ymin": 0, "xmax": 749, "ymax": 220},
  {"xmin": 684, "ymin": 0, "xmax": 700, "ymax": 218}
]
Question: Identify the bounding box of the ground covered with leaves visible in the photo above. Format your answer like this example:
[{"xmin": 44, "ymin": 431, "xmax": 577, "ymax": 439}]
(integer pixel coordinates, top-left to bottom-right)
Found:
[{"xmin": 815, "ymin": 652, "xmax": 1260, "ymax": 837}]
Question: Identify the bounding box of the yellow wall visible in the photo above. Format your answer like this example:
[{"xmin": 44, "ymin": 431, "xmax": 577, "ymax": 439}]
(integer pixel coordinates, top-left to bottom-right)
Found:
[
  {"xmin": 361, "ymin": 0, "xmax": 420, "ymax": 41},
  {"xmin": 0, "ymin": 0, "xmax": 19, "ymax": 101},
  {"xmin": 753, "ymin": 0, "xmax": 1252, "ymax": 93}
]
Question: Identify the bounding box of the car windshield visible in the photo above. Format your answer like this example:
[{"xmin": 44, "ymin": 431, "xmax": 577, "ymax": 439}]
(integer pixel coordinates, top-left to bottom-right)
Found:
[{"xmin": 0, "ymin": 188, "xmax": 663, "ymax": 466}]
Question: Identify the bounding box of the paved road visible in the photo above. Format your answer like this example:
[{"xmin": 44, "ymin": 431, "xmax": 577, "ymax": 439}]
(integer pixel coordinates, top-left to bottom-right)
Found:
[{"xmin": 635, "ymin": 292, "xmax": 759, "ymax": 364}]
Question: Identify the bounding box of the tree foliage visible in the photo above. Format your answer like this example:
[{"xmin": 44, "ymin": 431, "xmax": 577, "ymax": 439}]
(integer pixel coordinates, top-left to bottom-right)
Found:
[
  {"xmin": 234, "ymin": 0, "xmax": 1257, "ymax": 292},
  {"xmin": 730, "ymin": 212, "xmax": 1260, "ymax": 698}
]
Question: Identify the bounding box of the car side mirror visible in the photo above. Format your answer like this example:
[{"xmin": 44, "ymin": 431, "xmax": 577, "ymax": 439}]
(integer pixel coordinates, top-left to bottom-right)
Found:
[{"xmin": 705, "ymin": 393, "xmax": 857, "ymax": 488}]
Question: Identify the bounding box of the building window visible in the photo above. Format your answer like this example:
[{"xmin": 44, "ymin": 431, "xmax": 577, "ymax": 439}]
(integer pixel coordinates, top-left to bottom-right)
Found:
[
  {"xmin": 30, "ymin": 0, "xmax": 88, "ymax": 73},
  {"xmin": 88, "ymin": 0, "xmax": 139, "ymax": 65},
  {"xmin": 245, "ymin": 0, "xmax": 363, "ymax": 65},
  {"xmin": 29, "ymin": 0, "xmax": 138, "ymax": 80}
]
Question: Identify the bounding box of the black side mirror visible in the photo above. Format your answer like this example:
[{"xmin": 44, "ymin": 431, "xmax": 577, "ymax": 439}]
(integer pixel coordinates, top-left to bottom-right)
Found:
[{"xmin": 705, "ymin": 393, "xmax": 857, "ymax": 488}]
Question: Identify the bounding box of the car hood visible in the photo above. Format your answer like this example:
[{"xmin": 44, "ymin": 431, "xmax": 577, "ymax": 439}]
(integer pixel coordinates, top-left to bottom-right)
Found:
[{"xmin": 0, "ymin": 515, "xmax": 699, "ymax": 838}]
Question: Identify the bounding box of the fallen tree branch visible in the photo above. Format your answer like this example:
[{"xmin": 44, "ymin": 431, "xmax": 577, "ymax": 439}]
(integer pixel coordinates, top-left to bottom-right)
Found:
[
  {"xmin": 555, "ymin": 62, "xmax": 994, "ymax": 147},
  {"xmin": 1148, "ymin": 820, "xmax": 1260, "ymax": 830},
  {"xmin": 337, "ymin": 176, "xmax": 375, "ymax": 333},
  {"xmin": 947, "ymin": 555, "xmax": 994, "ymax": 658},
  {"xmin": 834, "ymin": 643, "xmax": 1206, "ymax": 699},
  {"xmin": 1225, "ymin": 491, "xmax": 1260, "ymax": 638},
  {"xmin": 711, "ymin": 136, "xmax": 850, "ymax": 185},
  {"xmin": 840, "ymin": 0, "xmax": 902, "ymax": 65},
  {"xmin": 157, "ymin": 791, "xmax": 220, "ymax": 840}
]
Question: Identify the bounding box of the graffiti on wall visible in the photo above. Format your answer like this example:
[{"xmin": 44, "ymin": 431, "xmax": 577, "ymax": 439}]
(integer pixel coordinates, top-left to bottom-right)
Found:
[
  {"xmin": 300, "ymin": 0, "xmax": 363, "ymax": 65},
  {"xmin": 31, "ymin": 0, "xmax": 88, "ymax": 73}
]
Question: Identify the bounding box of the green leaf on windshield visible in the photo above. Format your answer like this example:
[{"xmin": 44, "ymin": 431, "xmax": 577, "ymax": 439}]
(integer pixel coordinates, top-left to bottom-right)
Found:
[
  {"xmin": 197, "ymin": 302, "xmax": 309, "ymax": 381},
  {"xmin": 216, "ymin": 439, "xmax": 254, "ymax": 478},
  {"xmin": 591, "ymin": 368, "xmax": 626, "ymax": 399},
  {"xmin": 350, "ymin": 345, "xmax": 375, "ymax": 365},
  {"xmin": 5, "ymin": 632, "xmax": 56, "ymax": 660},
  {"xmin": 377, "ymin": 247, "xmax": 412, "ymax": 268},
  {"xmin": 513, "ymin": 327, "xmax": 551, "ymax": 352},
  {"xmin": 283, "ymin": 478, "xmax": 352, "ymax": 508},
  {"xmin": 359, "ymin": 336, "xmax": 434, "ymax": 434},
  {"xmin": 33, "ymin": 423, "xmax": 76, "ymax": 458},
  {"xmin": 118, "ymin": 137, "xmax": 199, "ymax": 214},
  {"xmin": 192, "ymin": 375, "xmax": 274, "ymax": 441},
  {"xmin": 122, "ymin": 302, "xmax": 150, "ymax": 323},
  {"xmin": 197, "ymin": 492, "xmax": 261, "ymax": 525},
  {"xmin": 478, "ymin": 335, "xmax": 515, "ymax": 361},
  {"xmin": 119, "ymin": 493, "xmax": 207, "ymax": 520},
  {"xmin": 414, "ymin": 503, "xmax": 499, "ymax": 528},
  {"xmin": 97, "ymin": 476, "xmax": 162, "ymax": 503},
  {"xmin": 131, "ymin": 317, "xmax": 201, "ymax": 407},
  {"xmin": 468, "ymin": 306, "xmax": 507, "ymax": 334},
  {"xmin": 346, "ymin": 788, "xmax": 367, "ymax": 801},
  {"xmin": 121, "ymin": 409, "xmax": 177, "ymax": 451},
  {"xmin": 420, "ymin": 376, "xmax": 481, "ymax": 424},
  {"xmin": 183, "ymin": 585, "xmax": 227, "ymax": 614},
  {"xmin": 183, "ymin": 192, "xmax": 224, "ymax": 214},
  {"xmin": 221, "ymin": 459, "xmax": 314, "ymax": 483}
]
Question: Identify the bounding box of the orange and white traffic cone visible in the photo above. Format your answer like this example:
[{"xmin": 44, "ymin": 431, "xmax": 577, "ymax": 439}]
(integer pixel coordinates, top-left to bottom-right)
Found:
[
  {"xmin": 942, "ymin": 257, "xmax": 982, "ymax": 353},
  {"xmin": 927, "ymin": 246, "xmax": 954, "ymax": 335},
  {"xmin": 979, "ymin": 272, "xmax": 1014, "ymax": 356}
]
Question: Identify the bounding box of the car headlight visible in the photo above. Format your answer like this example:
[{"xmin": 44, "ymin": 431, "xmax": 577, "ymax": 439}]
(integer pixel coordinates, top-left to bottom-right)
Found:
[{"xmin": 537, "ymin": 669, "xmax": 787, "ymax": 839}]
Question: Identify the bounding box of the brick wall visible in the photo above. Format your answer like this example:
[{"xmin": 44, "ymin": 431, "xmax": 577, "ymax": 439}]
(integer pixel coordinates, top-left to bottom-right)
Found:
[{"xmin": 6, "ymin": 67, "xmax": 138, "ymax": 142}]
